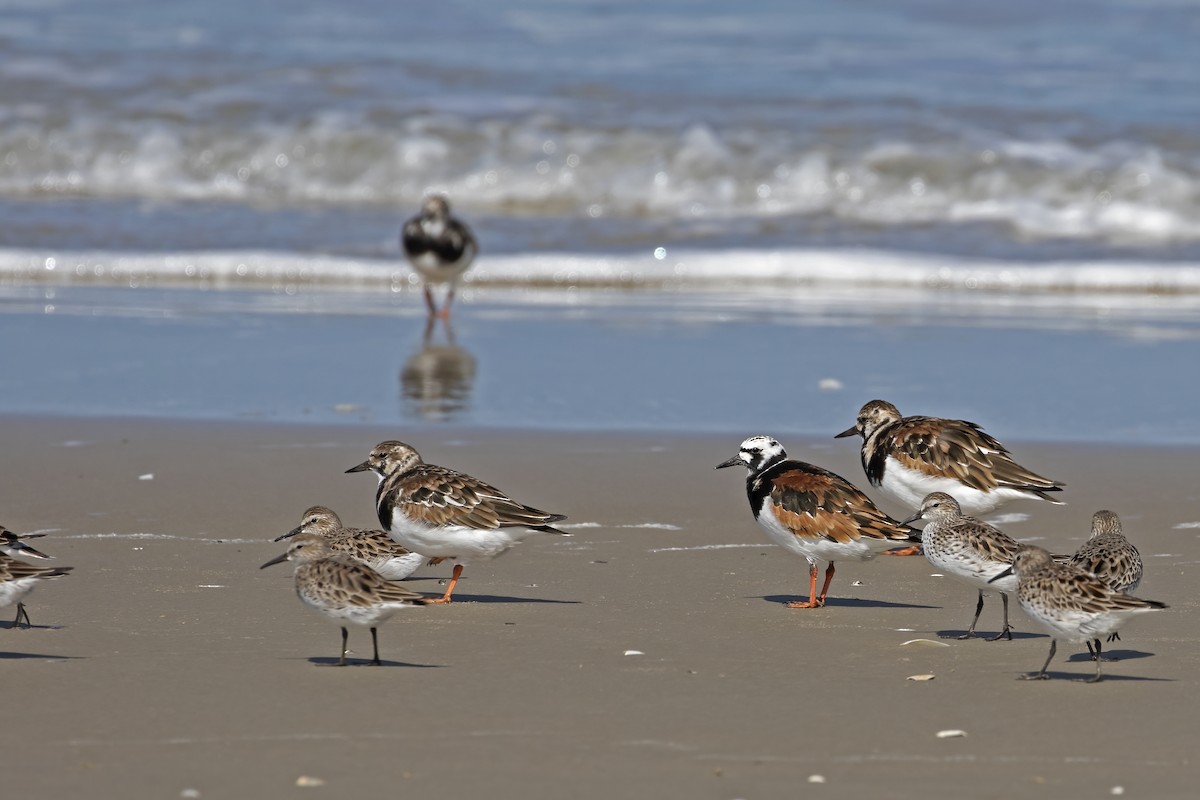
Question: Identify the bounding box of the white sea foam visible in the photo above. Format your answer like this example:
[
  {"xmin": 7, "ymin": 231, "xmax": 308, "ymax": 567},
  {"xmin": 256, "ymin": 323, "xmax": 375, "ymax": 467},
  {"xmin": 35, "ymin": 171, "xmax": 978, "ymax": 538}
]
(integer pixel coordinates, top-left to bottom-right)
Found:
[{"xmin": 5, "ymin": 247, "xmax": 1200, "ymax": 299}]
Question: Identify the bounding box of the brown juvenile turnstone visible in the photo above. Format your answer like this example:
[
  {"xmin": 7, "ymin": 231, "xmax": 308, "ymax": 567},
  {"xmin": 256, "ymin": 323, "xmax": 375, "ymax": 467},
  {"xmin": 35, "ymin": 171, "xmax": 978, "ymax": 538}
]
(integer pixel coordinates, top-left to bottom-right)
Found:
[
  {"xmin": 836, "ymin": 399, "xmax": 1065, "ymax": 515},
  {"xmin": 346, "ymin": 441, "xmax": 568, "ymax": 604}
]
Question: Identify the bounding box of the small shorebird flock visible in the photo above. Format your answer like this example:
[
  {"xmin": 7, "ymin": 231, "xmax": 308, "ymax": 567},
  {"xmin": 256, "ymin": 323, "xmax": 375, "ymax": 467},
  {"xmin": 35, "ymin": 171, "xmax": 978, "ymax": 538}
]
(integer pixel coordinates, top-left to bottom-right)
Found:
[
  {"xmin": 713, "ymin": 400, "xmax": 1165, "ymax": 682},
  {"xmin": 3, "ymin": 198, "xmax": 1168, "ymax": 685}
]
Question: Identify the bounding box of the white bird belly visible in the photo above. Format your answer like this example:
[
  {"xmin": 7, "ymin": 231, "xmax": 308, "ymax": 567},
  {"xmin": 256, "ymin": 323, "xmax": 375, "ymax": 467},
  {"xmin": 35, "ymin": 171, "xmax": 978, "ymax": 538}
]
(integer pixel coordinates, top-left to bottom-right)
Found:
[
  {"xmin": 387, "ymin": 523, "xmax": 539, "ymax": 561},
  {"xmin": 755, "ymin": 506, "xmax": 876, "ymax": 564},
  {"xmin": 880, "ymin": 458, "xmax": 1025, "ymax": 515}
]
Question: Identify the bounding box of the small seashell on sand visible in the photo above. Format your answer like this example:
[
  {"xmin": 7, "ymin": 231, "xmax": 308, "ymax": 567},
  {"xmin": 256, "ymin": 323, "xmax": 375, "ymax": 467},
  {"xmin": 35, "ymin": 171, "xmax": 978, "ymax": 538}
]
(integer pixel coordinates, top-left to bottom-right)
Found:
[
  {"xmin": 807, "ymin": 774, "xmax": 827, "ymax": 783},
  {"xmin": 907, "ymin": 674, "xmax": 936, "ymax": 681},
  {"xmin": 851, "ymin": 580, "xmax": 864, "ymax": 586},
  {"xmin": 936, "ymin": 730, "xmax": 967, "ymax": 739},
  {"xmin": 139, "ymin": 473, "xmax": 154, "ymax": 481},
  {"xmin": 624, "ymin": 650, "xmax": 644, "ymax": 656},
  {"xmin": 295, "ymin": 776, "xmax": 326, "ymax": 787},
  {"xmin": 901, "ymin": 639, "xmax": 951, "ymax": 647}
]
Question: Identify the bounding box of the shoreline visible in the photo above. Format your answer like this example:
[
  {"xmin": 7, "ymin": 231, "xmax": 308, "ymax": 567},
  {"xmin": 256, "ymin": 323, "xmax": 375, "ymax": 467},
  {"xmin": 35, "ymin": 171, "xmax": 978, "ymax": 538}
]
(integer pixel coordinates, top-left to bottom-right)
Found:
[{"xmin": 3, "ymin": 415, "xmax": 1196, "ymax": 798}]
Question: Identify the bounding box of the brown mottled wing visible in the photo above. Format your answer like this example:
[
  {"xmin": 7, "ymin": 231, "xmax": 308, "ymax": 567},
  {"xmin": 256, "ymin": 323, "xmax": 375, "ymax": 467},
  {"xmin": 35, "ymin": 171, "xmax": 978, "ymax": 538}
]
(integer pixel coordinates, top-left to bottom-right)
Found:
[
  {"xmin": 299, "ymin": 558, "xmax": 429, "ymax": 608},
  {"xmin": 0, "ymin": 555, "xmax": 71, "ymax": 581},
  {"xmin": 1027, "ymin": 565, "xmax": 1163, "ymax": 614},
  {"xmin": 886, "ymin": 417, "xmax": 1060, "ymax": 492},
  {"xmin": 952, "ymin": 518, "xmax": 1022, "ymax": 562},
  {"xmin": 768, "ymin": 466, "xmax": 917, "ymax": 544},
  {"xmin": 382, "ymin": 465, "xmax": 566, "ymax": 531},
  {"xmin": 328, "ymin": 528, "xmax": 414, "ymax": 559},
  {"xmin": 1069, "ymin": 537, "xmax": 1143, "ymax": 592}
]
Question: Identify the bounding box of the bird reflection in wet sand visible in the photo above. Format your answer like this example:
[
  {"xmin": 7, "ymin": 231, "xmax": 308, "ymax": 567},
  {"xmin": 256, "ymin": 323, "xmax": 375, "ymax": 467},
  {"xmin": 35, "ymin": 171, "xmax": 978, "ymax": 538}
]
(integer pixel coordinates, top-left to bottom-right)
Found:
[{"xmin": 400, "ymin": 317, "xmax": 477, "ymax": 421}]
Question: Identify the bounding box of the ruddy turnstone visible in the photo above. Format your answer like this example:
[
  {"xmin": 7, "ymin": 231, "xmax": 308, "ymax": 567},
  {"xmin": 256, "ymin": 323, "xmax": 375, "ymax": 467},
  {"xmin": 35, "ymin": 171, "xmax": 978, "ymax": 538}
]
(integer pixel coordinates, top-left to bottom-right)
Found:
[
  {"xmin": 835, "ymin": 399, "xmax": 1065, "ymax": 515},
  {"xmin": 401, "ymin": 194, "xmax": 478, "ymax": 319},
  {"xmin": 989, "ymin": 545, "xmax": 1166, "ymax": 682},
  {"xmin": 903, "ymin": 492, "xmax": 1021, "ymax": 640},
  {"xmin": 275, "ymin": 506, "xmax": 428, "ymax": 581},
  {"xmin": 715, "ymin": 435, "xmax": 920, "ymax": 609},
  {"xmin": 346, "ymin": 440, "xmax": 569, "ymax": 604},
  {"xmin": 260, "ymin": 534, "xmax": 430, "ymax": 666},
  {"xmin": 0, "ymin": 550, "xmax": 71, "ymax": 629},
  {"xmin": 1069, "ymin": 510, "xmax": 1143, "ymax": 654}
]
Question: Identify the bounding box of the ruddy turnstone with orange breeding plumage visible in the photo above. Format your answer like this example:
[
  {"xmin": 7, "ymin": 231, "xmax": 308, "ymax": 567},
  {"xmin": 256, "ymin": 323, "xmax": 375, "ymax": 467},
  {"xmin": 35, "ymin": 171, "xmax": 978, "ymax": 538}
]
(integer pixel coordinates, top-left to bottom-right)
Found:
[
  {"xmin": 346, "ymin": 441, "xmax": 569, "ymax": 604},
  {"xmin": 260, "ymin": 534, "xmax": 430, "ymax": 666},
  {"xmin": 836, "ymin": 399, "xmax": 1065, "ymax": 516},
  {"xmin": 903, "ymin": 492, "xmax": 1021, "ymax": 640},
  {"xmin": 402, "ymin": 194, "xmax": 477, "ymax": 319},
  {"xmin": 275, "ymin": 505, "xmax": 428, "ymax": 581},
  {"xmin": 989, "ymin": 545, "xmax": 1165, "ymax": 682},
  {"xmin": 1069, "ymin": 510, "xmax": 1143, "ymax": 655},
  {"xmin": 716, "ymin": 435, "xmax": 920, "ymax": 609}
]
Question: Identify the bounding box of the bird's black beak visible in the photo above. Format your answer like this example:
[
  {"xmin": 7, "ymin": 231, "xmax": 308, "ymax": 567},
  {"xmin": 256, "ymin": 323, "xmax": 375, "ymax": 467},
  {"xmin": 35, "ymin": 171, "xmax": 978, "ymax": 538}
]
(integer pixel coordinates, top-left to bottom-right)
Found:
[
  {"xmin": 345, "ymin": 460, "xmax": 371, "ymax": 474},
  {"xmin": 273, "ymin": 526, "xmax": 302, "ymax": 543},
  {"xmin": 900, "ymin": 510, "xmax": 924, "ymax": 526},
  {"xmin": 834, "ymin": 425, "xmax": 860, "ymax": 439},
  {"xmin": 715, "ymin": 455, "xmax": 741, "ymax": 470},
  {"xmin": 988, "ymin": 566, "xmax": 1014, "ymax": 584},
  {"xmin": 259, "ymin": 552, "xmax": 290, "ymax": 569}
]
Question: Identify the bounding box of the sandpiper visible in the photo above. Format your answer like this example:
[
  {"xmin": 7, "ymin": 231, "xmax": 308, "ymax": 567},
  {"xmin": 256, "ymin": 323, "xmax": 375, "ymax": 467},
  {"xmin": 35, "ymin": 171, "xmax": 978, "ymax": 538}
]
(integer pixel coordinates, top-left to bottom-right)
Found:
[
  {"xmin": 989, "ymin": 545, "xmax": 1165, "ymax": 682},
  {"xmin": 260, "ymin": 534, "xmax": 429, "ymax": 666}
]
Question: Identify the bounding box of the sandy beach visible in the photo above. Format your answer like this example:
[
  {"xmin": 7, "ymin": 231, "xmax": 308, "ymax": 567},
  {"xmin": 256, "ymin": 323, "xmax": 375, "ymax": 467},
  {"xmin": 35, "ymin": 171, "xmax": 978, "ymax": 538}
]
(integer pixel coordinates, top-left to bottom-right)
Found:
[{"xmin": 3, "ymin": 415, "xmax": 1196, "ymax": 799}]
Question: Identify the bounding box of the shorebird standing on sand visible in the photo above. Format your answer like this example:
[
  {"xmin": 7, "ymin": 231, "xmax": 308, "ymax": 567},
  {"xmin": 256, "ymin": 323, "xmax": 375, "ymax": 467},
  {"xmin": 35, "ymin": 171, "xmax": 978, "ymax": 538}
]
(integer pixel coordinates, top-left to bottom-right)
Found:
[
  {"xmin": 0, "ymin": 525, "xmax": 61, "ymax": 628},
  {"xmin": 401, "ymin": 194, "xmax": 477, "ymax": 319},
  {"xmin": 989, "ymin": 545, "xmax": 1165, "ymax": 683},
  {"xmin": 0, "ymin": 545, "xmax": 71, "ymax": 629},
  {"xmin": 347, "ymin": 441, "xmax": 569, "ymax": 604},
  {"xmin": 716, "ymin": 435, "xmax": 921, "ymax": 609},
  {"xmin": 261, "ymin": 534, "xmax": 430, "ymax": 666},
  {"xmin": 836, "ymin": 399, "xmax": 1065, "ymax": 516},
  {"xmin": 1069, "ymin": 510, "xmax": 1143, "ymax": 655},
  {"xmin": 275, "ymin": 505, "xmax": 429, "ymax": 582},
  {"xmin": 903, "ymin": 492, "xmax": 1022, "ymax": 640}
]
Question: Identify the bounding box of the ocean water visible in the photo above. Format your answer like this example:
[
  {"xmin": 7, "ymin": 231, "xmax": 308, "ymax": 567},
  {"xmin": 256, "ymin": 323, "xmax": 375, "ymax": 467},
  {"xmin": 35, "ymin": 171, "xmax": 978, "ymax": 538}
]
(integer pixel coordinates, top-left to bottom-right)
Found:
[{"xmin": 2, "ymin": 0, "xmax": 1199, "ymax": 441}]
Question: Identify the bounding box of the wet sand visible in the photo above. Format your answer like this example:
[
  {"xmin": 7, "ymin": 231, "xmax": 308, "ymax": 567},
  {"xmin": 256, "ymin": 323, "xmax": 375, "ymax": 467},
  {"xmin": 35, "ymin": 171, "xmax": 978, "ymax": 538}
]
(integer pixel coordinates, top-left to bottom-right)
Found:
[{"xmin": 3, "ymin": 416, "xmax": 1197, "ymax": 798}]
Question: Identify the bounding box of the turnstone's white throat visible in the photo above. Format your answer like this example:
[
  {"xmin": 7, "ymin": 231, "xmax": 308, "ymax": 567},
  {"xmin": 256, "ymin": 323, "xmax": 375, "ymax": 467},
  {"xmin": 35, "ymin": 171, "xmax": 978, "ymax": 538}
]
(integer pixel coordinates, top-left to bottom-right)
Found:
[
  {"xmin": 716, "ymin": 435, "xmax": 920, "ymax": 609},
  {"xmin": 275, "ymin": 506, "xmax": 429, "ymax": 581},
  {"xmin": 0, "ymin": 546, "xmax": 71, "ymax": 629},
  {"xmin": 1069, "ymin": 510, "xmax": 1143, "ymax": 654},
  {"xmin": 260, "ymin": 534, "xmax": 430, "ymax": 666},
  {"xmin": 401, "ymin": 194, "xmax": 477, "ymax": 319},
  {"xmin": 903, "ymin": 492, "xmax": 1021, "ymax": 640},
  {"xmin": 989, "ymin": 545, "xmax": 1166, "ymax": 682},
  {"xmin": 346, "ymin": 441, "xmax": 569, "ymax": 604},
  {"xmin": 836, "ymin": 399, "xmax": 1065, "ymax": 515}
]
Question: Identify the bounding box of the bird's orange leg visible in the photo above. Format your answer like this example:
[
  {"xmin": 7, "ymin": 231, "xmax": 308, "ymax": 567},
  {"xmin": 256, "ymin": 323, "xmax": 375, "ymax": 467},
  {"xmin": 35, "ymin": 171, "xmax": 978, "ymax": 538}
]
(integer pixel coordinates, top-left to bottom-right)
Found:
[
  {"xmin": 816, "ymin": 562, "xmax": 836, "ymax": 605},
  {"xmin": 423, "ymin": 286, "xmax": 438, "ymax": 316},
  {"xmin": 428, "ymin": 563, "xmax": 463, "ymax": 604},
  {"xmin": 786, "ymin": 563, "xmax": 824, "ymax": 609},
  {"xmin": 437, "ymin": 286, "xmax": 455, "ymax": 319},
  {"xmin": 884, "ymin": 544, "xmax": 923, "ymax": 556}
]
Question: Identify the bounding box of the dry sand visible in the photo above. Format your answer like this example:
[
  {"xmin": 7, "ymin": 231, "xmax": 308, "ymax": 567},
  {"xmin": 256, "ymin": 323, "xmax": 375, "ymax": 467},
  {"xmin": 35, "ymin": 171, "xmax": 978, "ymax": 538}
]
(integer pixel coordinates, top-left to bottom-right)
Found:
[{"xmin": 3, "ymin": 416, "xmax": 1197, "ymax": 798}]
